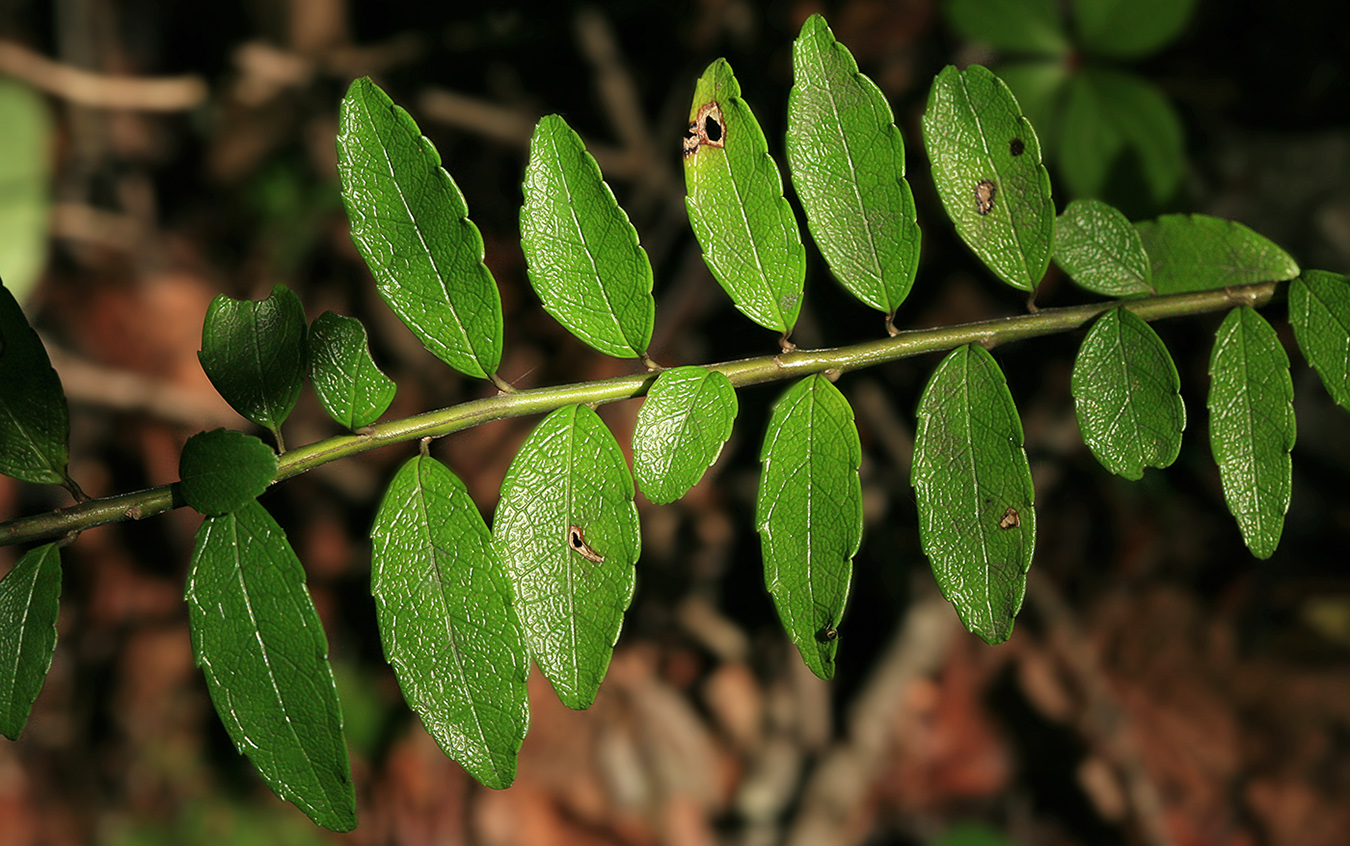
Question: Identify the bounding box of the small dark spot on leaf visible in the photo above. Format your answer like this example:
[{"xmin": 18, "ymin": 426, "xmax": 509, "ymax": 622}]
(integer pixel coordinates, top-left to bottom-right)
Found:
[
  {"xmin": 567, "ymin": 525, "xmax": 604, "ymax": 562},
  {"xmin": 974, "ymin": 179, "xmax": 997, "ymax": 215},
  {"xmin": 999, "ymin": 507, "xmax": 1020, "ymax": 529},
  {"xmin": 1010, "ymin": 137, "xmax": 1025, "ymax": 157}
]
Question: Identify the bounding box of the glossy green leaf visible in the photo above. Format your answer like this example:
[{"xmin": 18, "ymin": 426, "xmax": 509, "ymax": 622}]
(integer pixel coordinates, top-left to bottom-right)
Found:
[
  {"xmin": 786, "ymin": 14, "xmax": 920, "ymax": 318},
  {"xmin": 0, "ymin": 278, "xmax": 69, "ymax": 485},
  {"xmin": 1137, "ymin": 214, "xmax": 1300, "ymax": 294},
  {"xmin": 198, "ymin": 285, "xmax": 307, "ymax": 441},
  {"xmin": 923, "ymin": 64, "xmax": 1054, "ymax": 291},
  {"xmin": 1289, "ymin": 270, "xmax": 1350, "ymax": 412},
  {"xmin": 1, "ymin": 543, "xmax": 61, "ymax": 740},
  {"xmin": 632, "ymin": 366, "xmax": 737, "ymax": 505},
  {"xmin": 179, "ymin": 429, "xmax": 278, "ymax": 516},
  {"xmin": 1208, "ymin": 307, "xmax": 1295, "ymax": 559},
  {"xmin": 186, "ymin": 500, "xmax": 356, "ymax": 831},
  {"xmin": 370, "ymin": 455, "xmax": 528, "ymax": 789},
  {"xmin": 337, "ymin": 77, "xmax": 504, "ymax": 380},
  {"xmin": 912, "ymin": 344, "xmax": 1035, "ymax": 644},
  {"xmin": 0, "ymin": 80, "xmax": 52, "ymax": 304},
  {"xmin": 308, "ymin": 311, "xmax": 396, "ymax": 430},
  {"xmin": 491, "ymin": 404, "xmax": 639, "ymax": 709},
  {"xmin": 944, "ymin": 0, "xmax": 1070, "ymax": 54},
  {"xmin": 1071, "ymin": 307, "xmax": 1184, "ymax": 479},
  {"xmin": 684, "ymin": 59, "xmax": 806, "ymax": 336},
  {"xmin": 756, "ymin": 375, "xmax": 861, "ymax": 680},
  {"xmin": 1074, "ymin": 0, "xmax": 1199, "ymax": 58},
  {"xmin": 520, "ymin": 114, "xmax": 655, "ymax": 358},
  {"xmin": 1054, "ymin": 199, "xmax": 1153, "ymax": 297}
]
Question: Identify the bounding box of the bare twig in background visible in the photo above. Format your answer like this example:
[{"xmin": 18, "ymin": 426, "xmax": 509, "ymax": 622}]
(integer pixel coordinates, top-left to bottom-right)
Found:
[{"xmin": 0, "ymin": 40, "xmax": 207, "ymax": 110}]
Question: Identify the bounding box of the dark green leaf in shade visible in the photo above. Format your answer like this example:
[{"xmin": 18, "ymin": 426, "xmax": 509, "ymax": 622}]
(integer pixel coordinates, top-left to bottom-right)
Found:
[
  {"xmin": 491, "ymin": 405, "xmax": 640, "ymax": 710},
  {"xmin": 1207, "ymin": 307, "xmax": 1295, "ymax": 559},
  {"xmin": 0, "ymin": 80, "xmax": 52, "ymax": 304},
  {"xmin": 370, "ymin": 455, "xmax": 528, "ymax": 789},
  {"xmin": 922, "ymin": 64, "xmax": 1054, "ymax": 291},
  {"xmin": 198, "ymin": 284, "xmax": 307, "ymax": 442},
  {"xmin": 787, "ymin": 14, "xmax": 920, "ymax": 319},
  {"xmin": 520, "ymin": 115, "xmax": 655, "ymax": 358},
  {"xmin": 632, "ymin": 366, "xmax": 738, "ymax": 505},
  {"xmin": 1074, "ymin": 0, "xmax": 1199, "ymax": 58},
  {"xmin": 1071, "ymin": 307, "xmax": 1184, "ymax": 479},
  {"xmin": 336, "ymin": 77, "xmax": 504, "ymax": 381},
  {"xmin": 1289, "ymin": 270, "xmax": 1350, "ymax": 412},
  {"xmin": 0, "ymin": 543, "xmax": 61, "ymax": 740},
  {"xmin": 1054, "ymin": 199, "xmax": 1153, "ymax": 297},
  {"xmin": 1137, "ymin": 214, "xmax": 1300, "ymax": 294},
  {"xmin": 944, "ymin": 0, "xmax": 1070, "ymax": 55},
  {"xmin": 179, "ymin": 429, "xmax": 278, "ymax": 516},
  {"xmin": 0, "ymin": 278, "xmax": 69, "ymax": 485},
  {"xmin": 912, "ymin": 345, "xmax": 1035, "ymax": 644},
  {"xmin": 308, "ymin": 311, "xmax": 396, "ymax": 430},
  {"xmin": 186, "ymin": 501, "xmax": 356, "ymax": 831},
  {"xmin": 756, "ymin": 375, "xmax": 862, "ymax": 680},
  {"xmin": 683, "ymin": 59, "xmax": 806, "ymax": 337}
]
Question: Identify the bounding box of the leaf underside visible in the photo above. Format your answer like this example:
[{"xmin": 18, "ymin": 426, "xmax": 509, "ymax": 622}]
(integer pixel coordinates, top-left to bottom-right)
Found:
[
  {"xmin": 632, "ymin": 366, "xmax": 738, "ymax": 505},
  {"xmin": 179, "ymin": 428, "xmax": 278, "ymax": 516}
]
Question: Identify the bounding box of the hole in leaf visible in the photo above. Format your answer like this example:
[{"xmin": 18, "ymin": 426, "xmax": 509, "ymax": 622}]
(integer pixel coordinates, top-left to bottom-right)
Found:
[
  {"xmin": 567, "ymin": 525, "xmax": 604, "ymax": 562},
  {"xmin": 1010, "ymin": 137, "xmax": 1025, "ymax": 157},
  {"xmin": 684, "ymin": 101, "xmax": 725, "ymax": 158},
  {"xmin": 974, "ymin": 179, "xmax": 997, "ymax": 215}
]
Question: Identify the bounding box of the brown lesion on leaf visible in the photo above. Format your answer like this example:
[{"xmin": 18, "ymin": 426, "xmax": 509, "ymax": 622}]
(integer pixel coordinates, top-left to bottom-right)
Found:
[
  {"xmin": 999, "ymin": 506, "xmax": 1020, "ymax": 529},
  {"xmin": 683, "ymin": 101, "xmax": 726, "ymax": 159},
  {"xmin": 567, "ymin": 524, "xmax": 604, "ymax": 562},
  {"xmin": 975, "ymin": 179, "xmax": 997, "ymax": 215}
]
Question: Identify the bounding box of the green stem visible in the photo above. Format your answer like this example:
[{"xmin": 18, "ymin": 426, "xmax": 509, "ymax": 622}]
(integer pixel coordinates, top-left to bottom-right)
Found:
[{"xmin": 0, "ymin": 281, "xmax": 1278, "ymax": 549}]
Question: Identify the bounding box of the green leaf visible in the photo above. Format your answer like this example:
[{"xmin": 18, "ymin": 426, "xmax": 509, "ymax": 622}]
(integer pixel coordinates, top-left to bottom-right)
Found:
[
  {"xmin": 922, "ymin": 64, "xmax": 1054, "ymax": 291},
  {"xmin": 336, "ymin": 77, "xmax": 504, "ymax": 381},
  {"xmin": 1, "ymin": 543, "xmax": 61, "ymax": 740},
  {"xmin": 370, "ymin": 455, "xmax": 528, "ymax": 789},
  {"xmin": 1054, "ymin": 199, "xmax": 1153, "ymax": 297},
  {"xmin": 684, "ymin": 59, "xmax": 806, "ymax": 336},
  {"xmin": 1137, "ymin": 214, "xmax": 1301, "ymax": 294},
  {"xmin": 786, "ymin": 14, "xmax": 920, "ymax": 319},
  {"xmin": 179, "ymin": 429, "xmax": 279, "ymax": 516},
  {"xmin": 198, "ymin": 284, "xmax": 307, "ymax": 441},
  {"xmin": 0, "ymin": 278, "xmax": 69, "ymax": 485},
  {"xmin": 308, "ymin": 311, "xmax": 396, "ymax": 430},
  {"xmin": 912, "ymin": 344, "xmax": 1035, "ymax": 644},
  {"xmin": 1208, "ymin": 307, "xmax": 1295, "ymax": 559},
  {"xmin": 1289, "ymin": 270, "xmax": 1350, "ymax": 412},
  {"xmin": 1074, "ymin": 0, "xmax": 1199, "ymax": 58},
  {"xmin": 0, "ymin": 80, "xmax": 52, "ymax": 304},
  {"xmin": 995, "ymin": 61, "xmax": 1070, "ymax": 157},
  {"xmin": 520, "ymin": 114, "xmax": 655, "ymax": 358},
  {"xmin": 756, "ymin": 375, "xmax": 861, "ymax": 680},
  {"xmin": 492, "ymin": 404, "xmax": 640, "ymax": 709},
  {"xmin": 632, "ymin": 366, "xmax": 737, "ymax": 505},
  {"xmin": 186, "ymin": 500, "xmax": 356, "ymax": 831},
  {"xmin": 1071, "ymin": 307, "xmax": 1184, "ymax": 479},
  {"xmin": 944, "ymin": 0, "xmax": 1070, "ymax": 55}
]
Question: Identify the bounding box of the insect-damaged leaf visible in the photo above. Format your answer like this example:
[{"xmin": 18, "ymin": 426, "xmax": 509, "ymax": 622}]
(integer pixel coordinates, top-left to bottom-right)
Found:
[
  {"xmin": 684, "ymin": 59, "xmax": 806, "ymax": 336},
  {"xmin": 370, "ymin": 455, "xmax": 528, "ymax": 789},
  {"xmin": 1208, "ymin": 307, "xmax": 1295, "ymax": 559},
  {"xmin": 1054, "ymin": 199, "xmax": 1153, "ymax": 297},
  {"xmin": 521, "ymin": 114, "xmax": 655, "ymax": 358},
  {"xmin": 757, "ymin": 374, "xmax": 861, "ymax": 680},
  {"xmin": 492, "ymin": 405, "xmax": 639, "ymax": 710},
  {"xmin": 787, "ymin": 14, "xmax": 920, "ymax": 320},
  {"xmin": 337, "ymin": 77, "xmax": 504, "ymax": 381},
  {"xmin": 308, "ymin": 311, "xmax": 396, "ymax": 430},
  {"xmin": 179, "ymin": 428, "xmax": 278, "ymax": 516},
  {"xmin": 1289, "ymin": 270, "xmax": 1350, "ymax": 413},
  {"xmin": 1137, "ymin": 213, "xmax": 1300, "ymax": 294},
  {"xmin": 922, "ymin": 64, "xmax": 1054, "ymax": 292},
  {"xmin": 632, "ymin": 366, "xmax": 737, "ymax": 505},
  {"xmin": 186, "ymin": 500, "xmax": 356, "ymax": 831},
  {"xmin": 0, "ymin": 543, "xmax": 61, "ymax": 740},
  {"xmin": 0, "ymin": 278, "xmax": 69, "ymax": 486},
  {"xmin": 912, "ymin": 345, "xmax": 1035, "ymax": 644}
]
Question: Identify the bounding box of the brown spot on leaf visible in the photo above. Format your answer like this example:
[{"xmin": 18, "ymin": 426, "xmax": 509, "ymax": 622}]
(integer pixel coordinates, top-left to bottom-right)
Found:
[
  {"xmin": 683, "ymin": 101, "xmax": 725, "ymax": 158},
  {"xmin": 999, "ymin": 507, "xmax": 1020, "ymax": 529},
  {"xmin": 975, "ymin": 179, "xmax": 997, "ymax": 215},
  {"xmin": 568, "ymin": 525, "xmax": 604, "ymax": 562}
]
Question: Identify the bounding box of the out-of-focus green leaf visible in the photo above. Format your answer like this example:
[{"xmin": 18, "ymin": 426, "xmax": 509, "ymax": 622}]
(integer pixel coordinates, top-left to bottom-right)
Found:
[
  {"xmin": 922, "ymin": 64, "xmax": 1054, "ymax": 291},
  {"xmin": 492, "ymin": 405, "xmax": 639, "ymax": 710},
  {"xmin": 1137, "ymin": 214, "xmax": 1300, "ymax": 294},
  {"xmin": 198, "ymin": 285, "xmax": 307, "ymax": 442},
  {"xmin": 186, "ymin": 501, "xmax": 355, "ymax": 831},
  {"xmin": 1054, "ymin": 199, "xmax": 1153, "ymax": 296},
  {"xmin": 912, "ymin": 344, "xmax": 1035, "ymax": 644},
  {"xmin": 1289, "ymin": 270, "xmax": 1350, "ymax": 412},
  {"xmin": 0, "ymin": 278, "xmax": 69, "ymax": 485},
  {"xmin": 370, "ymin": 455, "xmax": 528, "ymax": 789},
  {"xmin": 1208, "ymin": 307, "xmax": 1295, "ymax": 559},
  {"xmin": 786, "ymin": 14, "xmax": 920, "ymax": 319},
  {"xmin": 337, "ymin": 77, "xmax": 504, "ymax": 381},
  {"xmin": 1074, "ymin": 0, "xmax": 1199, "ymax": 58},
  {"xmin": 632, "ymin": 366, "xmax": 737, "ymax": 505},
  {"xmin": 757, "ymin": 374, "xmax": 861, "ymax": 680},
  {"xmin": 684, "ymin": 59, "xmax": 806, "ymax": 336},
  {"xmin": 0, "ymin": 80, "xmax": 51, "ymax": 304},
  {"xmin": 944, "ymin": 0, "xmax": 1070, "ymax": 55},
  {"xmin": 1071, "ymin": 307, "xmax": 1184, "ymax": 479},
  {"xmin": 308, "ymin": 311, "xmax": 395, "ymax": 430},
  {"xmin": 995, "ymin": 61, "xmax": 1070, "ymax": 157},
  {"xmin": 179, "ymin": 429, "xmax": 278, "ymax": 516},
  {"xmin": 0, "ymin": 543, "xmax": 61, "ymax": 740},
  {"xmin": 521, "ymin": 114, "xmax": 655, "ymax": 358}
]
